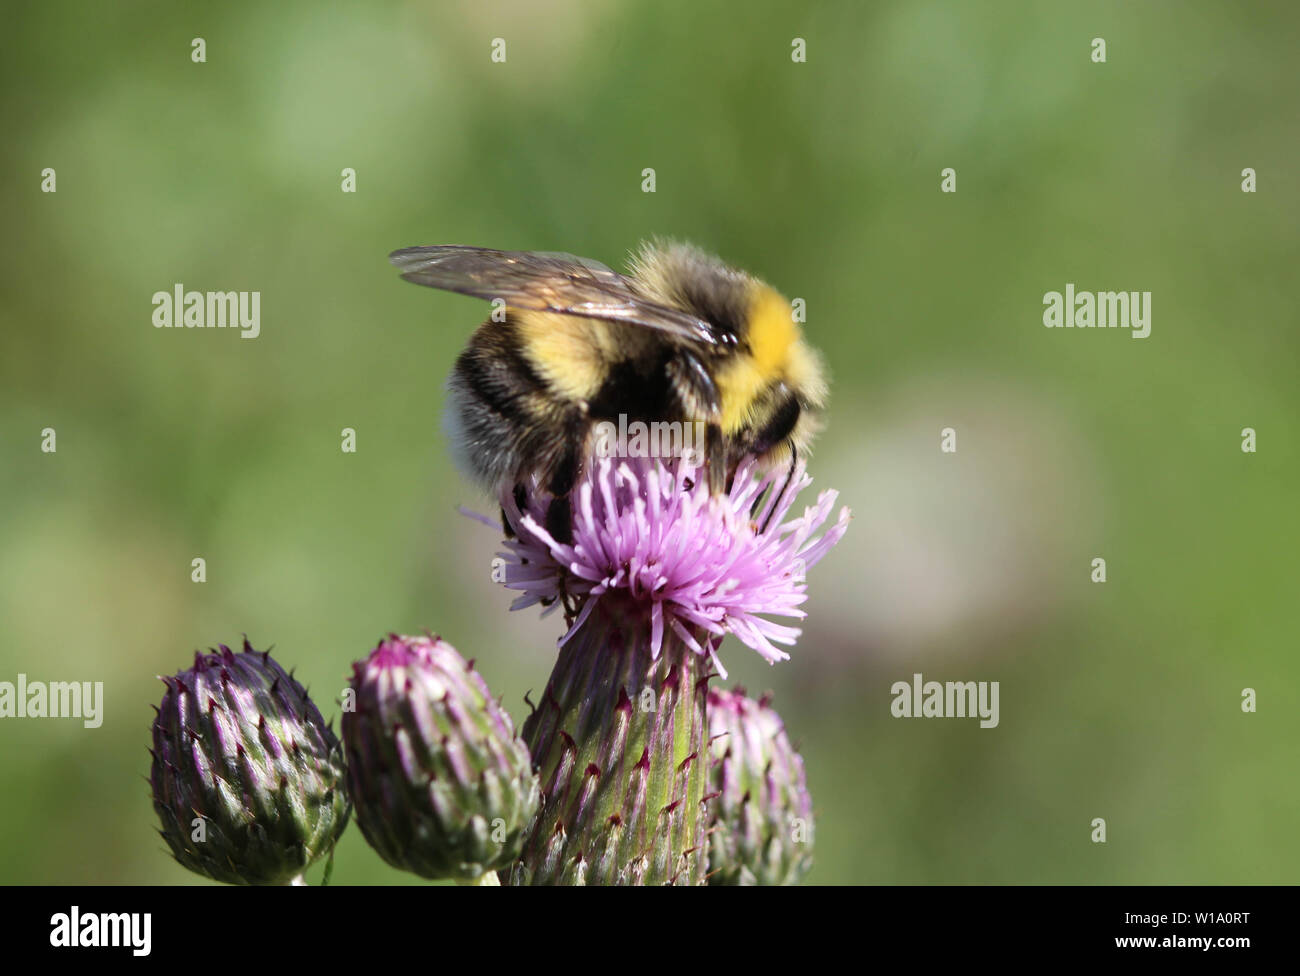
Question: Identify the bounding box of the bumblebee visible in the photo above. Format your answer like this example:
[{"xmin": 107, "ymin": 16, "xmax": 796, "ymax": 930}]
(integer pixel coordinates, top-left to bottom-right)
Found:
[{"xmin": 390, "ymin": 240, "xmax": 827, "ymax": 541}]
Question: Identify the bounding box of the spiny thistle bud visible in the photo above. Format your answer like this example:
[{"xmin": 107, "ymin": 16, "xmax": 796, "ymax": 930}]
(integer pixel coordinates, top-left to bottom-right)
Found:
[
  {"xmin": 342, "ymin": 634, "xmax": 540, "ymax": 882},
  {"xmin": 706, "ymin": 686, "xmax": 814, "ymax": 885},
  {"xmin": 149, "ymin": 640, "xmax": 350, "ymax": 885}
]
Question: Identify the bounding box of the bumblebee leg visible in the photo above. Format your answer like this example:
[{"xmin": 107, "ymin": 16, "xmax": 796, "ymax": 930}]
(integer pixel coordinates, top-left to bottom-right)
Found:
[
  {"xmin": 543, "ymin": 448, "xmax": 580, "ymax": 545},
  {"xmin": 543, "ymin": 458, "xmax": 580, "ymax": 622},
  {"xmin": 545, "ymin": 498, "xmax": 572, "ymax": 545},
  {"xmin": 500, "ymin": 483, "xmax": 528, "ymax": 539},
  {"xmin": 559, "ymin": 580, "xmax": 578, "ymax": 623},
  {"xmin": 757, "ymin": 440, "xmax": 799, "ymax": 534},
  {"xmin": 706, "ymin": 422, "xmax": 727, "ymax": 495}
]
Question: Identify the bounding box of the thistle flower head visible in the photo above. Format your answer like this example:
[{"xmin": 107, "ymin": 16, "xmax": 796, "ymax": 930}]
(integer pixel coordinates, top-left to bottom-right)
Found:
[
  {"xmin": 149, "ymin": 639, "xmax": 350, "ymax": 885},
  {"xmin": 494, "ymin": 456, "xmax": 850, "ymax": 676},
  {"xmin": 341, "ymin": 634, "xmax": 540, "ymax": 881}
]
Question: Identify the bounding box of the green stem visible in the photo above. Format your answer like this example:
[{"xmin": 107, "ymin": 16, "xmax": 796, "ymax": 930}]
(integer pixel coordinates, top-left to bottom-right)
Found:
[{"xmin": 516, "ymin": 598, "xmax": 711, "ymax": 885}]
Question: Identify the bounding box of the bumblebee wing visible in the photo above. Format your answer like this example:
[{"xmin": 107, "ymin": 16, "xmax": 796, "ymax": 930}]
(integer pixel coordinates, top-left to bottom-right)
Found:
[{"xmin": 389, "ymin": 245, "xmax": 725, "ymax": 347}]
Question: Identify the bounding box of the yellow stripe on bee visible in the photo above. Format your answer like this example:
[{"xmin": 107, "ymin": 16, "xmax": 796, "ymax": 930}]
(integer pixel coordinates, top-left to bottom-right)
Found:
[
  {"xmin": 717, "ymin": 285, "xmax": 798, "ymax": 432},
  {"xmin": 515, "ymin": 311, "xmax": 609, "ymax": 402}
]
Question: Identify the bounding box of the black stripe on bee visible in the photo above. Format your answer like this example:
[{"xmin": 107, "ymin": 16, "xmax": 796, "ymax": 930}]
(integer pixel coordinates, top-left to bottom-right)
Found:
[
  {"xmin": 454, "ymin": 320, "xmax": 546, "ymax": 425},
  {"xmin": 586, "ymin": 350, "xmax": 678, "ymax": 421}
]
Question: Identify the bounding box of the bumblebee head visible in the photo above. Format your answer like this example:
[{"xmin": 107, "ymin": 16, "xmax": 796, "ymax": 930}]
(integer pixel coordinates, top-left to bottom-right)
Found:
[{"xmin": 629, "ymin": 240, "xmax": 828, "ymax": 466}]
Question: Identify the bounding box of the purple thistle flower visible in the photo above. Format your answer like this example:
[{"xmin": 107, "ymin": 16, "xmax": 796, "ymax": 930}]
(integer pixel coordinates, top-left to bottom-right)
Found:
[
  {"xmin": 468, "ymin": 455, "xmax": 847, "ymax": 884},
  {"xmin": 490, "ymin": 456, "xmax": 850, "ymax": 677}
]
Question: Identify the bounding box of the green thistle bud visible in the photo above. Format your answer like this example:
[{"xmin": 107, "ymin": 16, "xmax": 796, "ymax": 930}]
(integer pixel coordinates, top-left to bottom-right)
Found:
[
  {"xmin": 149, "ymin": 640, "xmax": 350, "ymax": 885},
  {"xmin": 707, "ymin": 687, "xmax": 814, "ymax": 885},
  {"xmin": 513, "ymin": 601, "xmax": 711, "ymax": 886},
  {"xmin": 342, "ymin": 634, "xmax": 540, "ymax": 882}
]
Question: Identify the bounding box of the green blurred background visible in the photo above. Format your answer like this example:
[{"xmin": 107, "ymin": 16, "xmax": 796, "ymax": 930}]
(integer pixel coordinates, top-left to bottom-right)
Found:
[{"xmin": 1, "ymin": 0, "xmax": 1296, "ymax": 884}]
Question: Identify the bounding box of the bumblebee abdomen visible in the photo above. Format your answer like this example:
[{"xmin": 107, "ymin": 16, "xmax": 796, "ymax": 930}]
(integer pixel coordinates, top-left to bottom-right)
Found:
[{"xmin": 446, "ymin": 316, "xmax": 589, "ymax": 493}]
